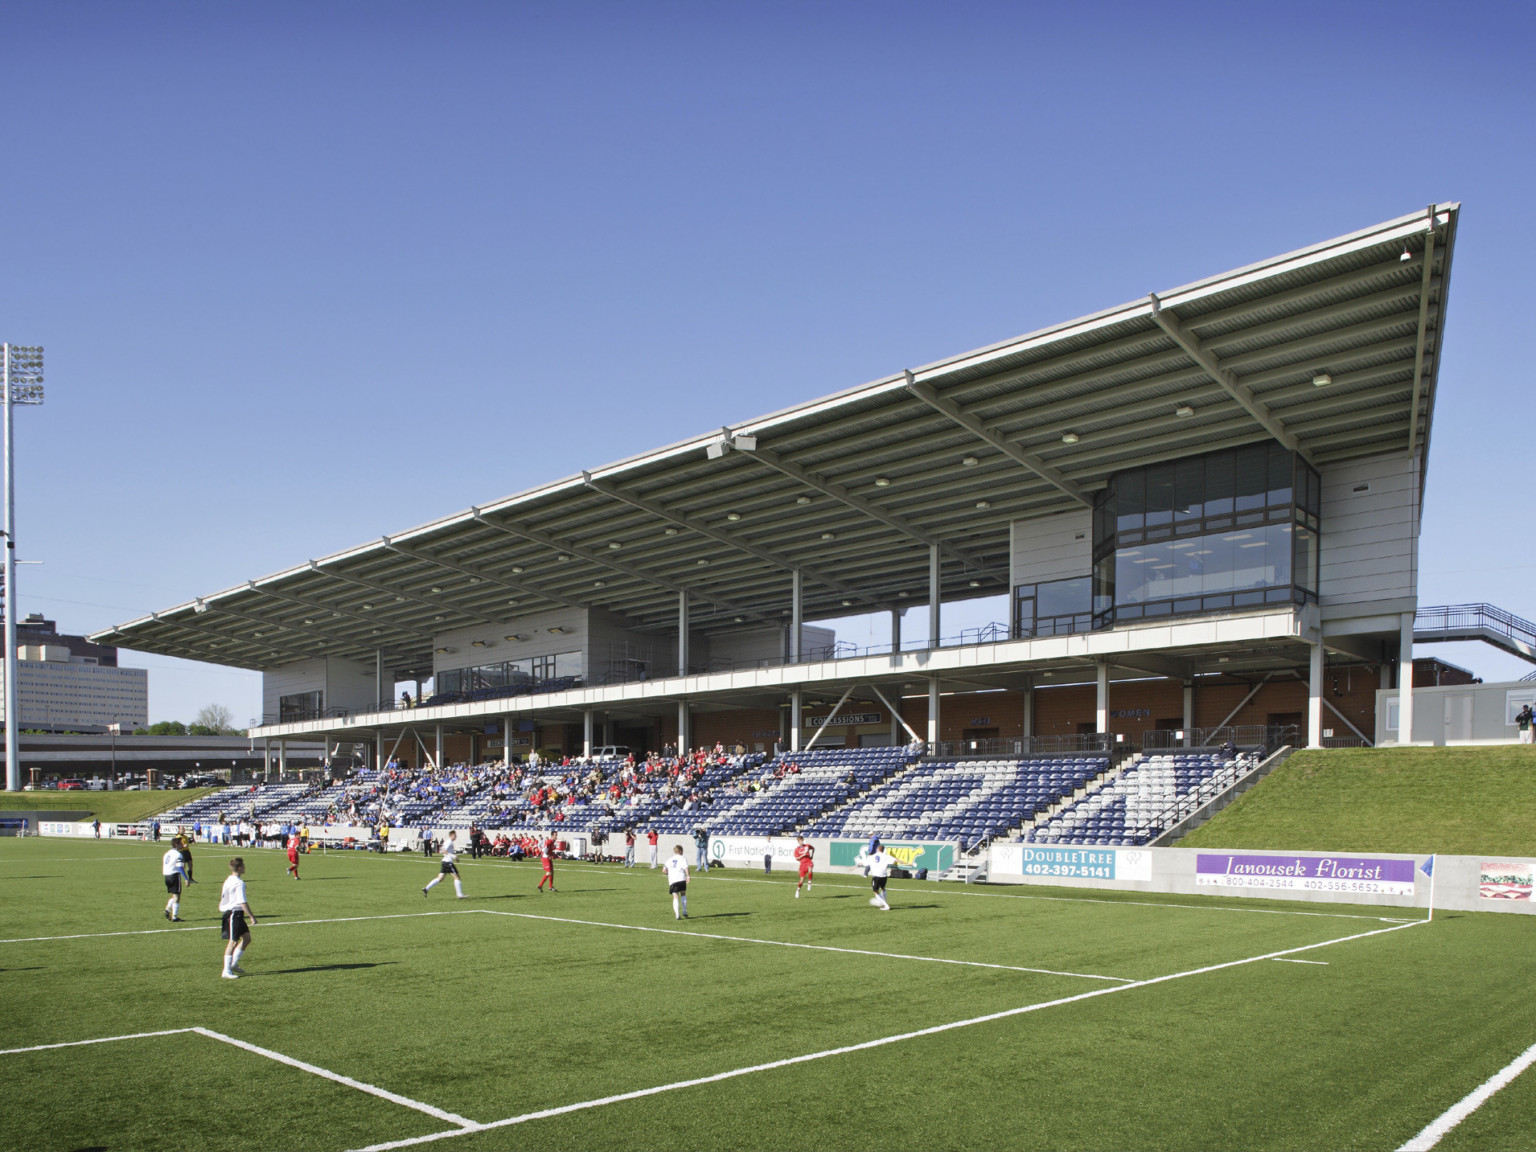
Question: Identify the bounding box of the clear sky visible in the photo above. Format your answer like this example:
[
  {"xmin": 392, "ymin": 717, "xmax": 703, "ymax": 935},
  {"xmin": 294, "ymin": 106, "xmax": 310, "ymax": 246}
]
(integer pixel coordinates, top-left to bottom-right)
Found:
[{"xmin": 2, "ymin": 1, "xmax": 1531, "ymax": 724}]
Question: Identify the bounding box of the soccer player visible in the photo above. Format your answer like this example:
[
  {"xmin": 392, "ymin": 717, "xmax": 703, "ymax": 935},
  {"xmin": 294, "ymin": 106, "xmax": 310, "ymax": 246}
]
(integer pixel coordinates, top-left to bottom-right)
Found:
[
  {"xmin": 162, "ymin": 837, "xmax": 189, "ymax": 921},
  {"xmin": 286, "ymin": 831, "xmax": 301, "ymax": 880},
  {"xmin": 219, "ymin": 857, "xmax": 256, "ymax": 979},
  {"xmin": 793, "ymin": 836, "xmax": 814, "ymax": 898},
  {"xmin": 537, "ymin": 832, "xmax": 557, "ymax": 893},
  {"xmin": 423, "ymin": 830, "xmax": 465, "ymax": 899},
  {"xmin": 663, "ymin": 844, "xmax": 690, "ymax": 920},
  {"xmin": 177, "ymin": 834, "xmax": 196, "ymax": 884},
  {"xmin": 866, "ymin": 839, "xmax": 893, "ymax": 911}
]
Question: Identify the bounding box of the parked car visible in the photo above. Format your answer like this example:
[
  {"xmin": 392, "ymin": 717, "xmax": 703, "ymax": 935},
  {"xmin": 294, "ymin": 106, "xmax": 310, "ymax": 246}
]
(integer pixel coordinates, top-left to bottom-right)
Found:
[
  {"xmin": 591, "ymin": 746, "xmax": 631, "ymax": 760},
  {"xmin": 87, "ymin": 778, "xmax": 109, "ymax": 791},
  {"xmin": 57, "ymin": 779, "xmax": 87, "ymax": 790}
]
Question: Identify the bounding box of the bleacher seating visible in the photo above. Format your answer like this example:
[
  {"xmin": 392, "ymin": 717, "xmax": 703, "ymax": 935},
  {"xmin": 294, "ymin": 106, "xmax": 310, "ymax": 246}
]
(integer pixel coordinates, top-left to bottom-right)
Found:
[
  {"xmin": 693, "ymin": 747, "xmax": 915, "ymax": 838},
  {"xmin": 803, "ymin": 755, "xmax": 1107, "ymax": 850},
  {"xmin": 1022, "ymin": 750, "xmax": 1254, "ymax": 846}
]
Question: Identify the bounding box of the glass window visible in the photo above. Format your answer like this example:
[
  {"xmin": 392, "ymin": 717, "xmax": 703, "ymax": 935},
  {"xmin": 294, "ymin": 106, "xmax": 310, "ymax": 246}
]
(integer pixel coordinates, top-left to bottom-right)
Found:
[
  {"xmin": 1268, "ymin": 443, "xmax": 1293, "ymax": 506},
  {"xmin": 1205, "ymin": 452, "xmax": 1234, "ymax": 515},
  {"xmin": 1117, "ymin": 469, "xmax": 1145, "ymax": 532},
  {"xmin": 1145, "ymin": 464, "xmax": 1175, "ymax": 526},
  {"xmin": 1235, "ymin": 444, "xmax": 1268, "ymax": 511},
  {"xmin": 1294, "ymin": 524, "xmax": 1319, "ymax": 594},
  {"xmin": 1174, "ymin": 458, "xmax": 1203, "ymax": 521},
  {"xmin": 555, "ymin": 651, "xmax": 583, "ymax": 679},
  {"xmin": 1037, "ymin": 576, "xmax": 1090, "ymax": 617}
]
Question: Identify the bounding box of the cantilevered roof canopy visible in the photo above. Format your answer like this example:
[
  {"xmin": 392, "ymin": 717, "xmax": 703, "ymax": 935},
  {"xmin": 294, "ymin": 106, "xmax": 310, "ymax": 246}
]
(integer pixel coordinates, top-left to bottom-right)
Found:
[{"xmin": 94, "ymin": 204, "xmax": 1458, "ymax": 675}]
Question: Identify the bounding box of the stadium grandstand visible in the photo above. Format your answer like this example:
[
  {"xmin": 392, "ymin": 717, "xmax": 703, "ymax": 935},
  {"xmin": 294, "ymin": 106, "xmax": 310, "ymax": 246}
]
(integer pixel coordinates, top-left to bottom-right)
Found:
[{"xmin": 95, "ymin": 203, "xmax": 1533, "ymax": 839}]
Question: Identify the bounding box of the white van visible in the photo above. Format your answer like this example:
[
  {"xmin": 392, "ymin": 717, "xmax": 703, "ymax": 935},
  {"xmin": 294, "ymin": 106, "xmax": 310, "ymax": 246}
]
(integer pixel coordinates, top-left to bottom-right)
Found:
[{"xmin": 591, "ymin": 746, "xmax": 631, "ymax": 760}]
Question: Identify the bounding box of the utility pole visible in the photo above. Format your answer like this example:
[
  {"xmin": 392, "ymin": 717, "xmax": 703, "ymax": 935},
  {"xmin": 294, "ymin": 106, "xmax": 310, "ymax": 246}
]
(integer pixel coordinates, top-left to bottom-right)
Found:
[{"xmin": 3, "ymin": 345, "xmax": 43, "ymax": 792}]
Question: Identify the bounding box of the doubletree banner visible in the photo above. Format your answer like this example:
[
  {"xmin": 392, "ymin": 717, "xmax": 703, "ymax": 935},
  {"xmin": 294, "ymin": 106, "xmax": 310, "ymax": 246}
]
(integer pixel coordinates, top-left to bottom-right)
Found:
[
  {"xmin": 992, "ymin": 844, "xmax": 1153, "ymax": 881},
  {"xmin": 829, "ymin": 840, "xmax": 955, "ymax": 873}
]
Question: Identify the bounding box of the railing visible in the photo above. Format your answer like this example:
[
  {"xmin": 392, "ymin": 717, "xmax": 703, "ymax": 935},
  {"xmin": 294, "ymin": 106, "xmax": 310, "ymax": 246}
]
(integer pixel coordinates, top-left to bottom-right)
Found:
[
  {"xmin": 929, "ymin": 733, "xmax": 1113, "ymax": 759},
  {"xmin": 1415, "ymin": 603, "xmax": 1536, "ymax": 659},
  {"xmin": 1139, "ymin": 724, "xmax": 1289, "ymax": 752},
  {"xmin": 1135, "ymin": 726, "xmax": 1299, "ymax": 839}
]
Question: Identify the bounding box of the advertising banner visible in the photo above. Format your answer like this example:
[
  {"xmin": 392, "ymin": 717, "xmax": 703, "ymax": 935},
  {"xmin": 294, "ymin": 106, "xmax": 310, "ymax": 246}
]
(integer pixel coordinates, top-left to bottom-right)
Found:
[
  {"xmin": 992, "ymin": 844, "xmax": 1153, "ymax": 882},
  {"xmin": 828, "ymin": 840, "xmax": 954, "ymax": 873},
  {"xmin": 1479, "ymin": 862, "xmax": 1534, "ymax": 900},
  {"xmin": 709, "ymin": 836, "xmax": 801, "ymax": 866},
  {"xmin": 1195, "ymin": 853, "xmax": 1416, "ymax": 895}
]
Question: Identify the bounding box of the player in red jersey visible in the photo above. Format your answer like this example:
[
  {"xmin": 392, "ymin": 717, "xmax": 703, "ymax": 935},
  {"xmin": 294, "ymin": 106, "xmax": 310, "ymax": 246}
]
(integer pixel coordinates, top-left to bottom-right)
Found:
[
  {"xmin": 793, "ymin": 836, "xmax": 814, "ymax": 898},
  {"xmin": 286, "ymin": 831, "xmax": 301, "ymax": 880},
  {"xmin": 537, "ymin": 833, "xmax": 557, "ymax": 892}
]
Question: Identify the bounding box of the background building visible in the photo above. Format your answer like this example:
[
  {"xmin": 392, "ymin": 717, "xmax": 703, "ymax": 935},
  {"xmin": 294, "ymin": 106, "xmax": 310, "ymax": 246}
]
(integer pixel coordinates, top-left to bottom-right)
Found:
[{"xmin": 0, "ymin": 615, "xmax": 148, "ymax": 733}]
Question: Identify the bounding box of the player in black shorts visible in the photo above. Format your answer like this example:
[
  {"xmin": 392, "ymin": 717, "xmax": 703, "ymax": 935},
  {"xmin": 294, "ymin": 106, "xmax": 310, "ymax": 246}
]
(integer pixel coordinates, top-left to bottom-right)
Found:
[
  {"xmin": 423, "ymin": 830, "xmax": 465, "ymax": 899},
  {"xmin": 219, "ymin": 858, "xmax": 257, "ymax": 979}
]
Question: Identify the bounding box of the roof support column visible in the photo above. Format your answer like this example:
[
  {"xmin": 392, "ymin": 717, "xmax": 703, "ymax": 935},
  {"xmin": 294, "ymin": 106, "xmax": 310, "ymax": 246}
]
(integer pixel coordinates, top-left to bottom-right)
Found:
[
  {"xmin": 1096, "ymin": 662, "xmax": 1110, "ymax": 737},
  {"xmin": 434, "ymin": 723, "xmax": 443, "ymax": 772},
  {"xmin": 1022, "ymin": 676, "xmax": 1034, "ymax": 740},
  {"xmin": 927, "ymin": 676, "xmax": 940, "ymax": 749},
  {"xmin": 263, "ymin": 739, "xmax": 271, "ymax": 782},
  {"xmin": 278, "ymin": 739, "xmax": 288, "ymax": 780},
  {"xmin": 375, "ymin": 651, "xmax": 385, "ymax": 710},
  {"xmin": 502, "ymin": 714, "xmax": 514, "ymax": 768},
  {"xmin": 677, "ymin": 700, "xmax": 690, "ymax": 754},
  {"xmin": 1399, "ymin": 612, "xmax": 1416, "ymax": 746},
  {"xmin": 929, "ymin": 544, "xmax": 941, "ymax": 649},
  {"xmin": 890, "ymin": 608, "xmax": 901, "ymax": 657},
  {"xmin": 1308, "ymin": 641, "xmax": 1325, "ymax": 750},
  {"xmin": 790, "ymin": 570, "xmax": 803, "ymax": 663},
  {"xmin": 375, "ymin": 730, "xmax": 384, "ymax": 774},
  {"xmin": 1183, "ymin": 681, "xmax": 1195, "ymax": 748},
  {"xmin": 790, "ymin": 689, "xmax": 802, "ymax": 752},
  {"xmin": 583, "ymin": 710, "xmax": 593, "ymax": 759},
  {"xmin": 678, "ymin": 589, "xmax": 690, "ymax": 676}
]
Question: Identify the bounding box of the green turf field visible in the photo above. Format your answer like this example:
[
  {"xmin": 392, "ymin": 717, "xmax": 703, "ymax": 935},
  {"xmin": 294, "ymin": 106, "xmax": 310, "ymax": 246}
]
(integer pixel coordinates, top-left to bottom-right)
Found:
[
  {"xmin": 1, "ymin": 837, "xmax": 1531, "ymax": 1152},
  {"xmin": 1181, "ymin": 746, "xmax": 1536, "ymax": 856},
  {"xmin": 0, "ymin": 788, "xmax": 220, "ymax": 823}
]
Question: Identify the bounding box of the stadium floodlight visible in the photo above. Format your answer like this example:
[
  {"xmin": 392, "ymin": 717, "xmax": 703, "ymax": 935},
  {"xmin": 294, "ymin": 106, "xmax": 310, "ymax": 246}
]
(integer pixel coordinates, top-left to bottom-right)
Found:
[{"xmin": 3, "ymin": 344, "xmax": 43, "ymax": 792}]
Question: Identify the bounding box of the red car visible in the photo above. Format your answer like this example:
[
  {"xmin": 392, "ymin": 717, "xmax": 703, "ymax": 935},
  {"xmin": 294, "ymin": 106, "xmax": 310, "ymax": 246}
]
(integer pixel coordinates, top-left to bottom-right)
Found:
[{"xmin": 57, "ymin": 779, "xmax": 87, "ymax": 790}]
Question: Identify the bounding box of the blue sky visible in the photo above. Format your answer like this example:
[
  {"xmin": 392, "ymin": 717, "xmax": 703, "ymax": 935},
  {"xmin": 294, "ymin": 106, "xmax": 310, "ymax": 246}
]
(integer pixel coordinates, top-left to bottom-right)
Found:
[{"xmin": 2, "ymin": 1, "xmax": 1531, "ymax": 723}]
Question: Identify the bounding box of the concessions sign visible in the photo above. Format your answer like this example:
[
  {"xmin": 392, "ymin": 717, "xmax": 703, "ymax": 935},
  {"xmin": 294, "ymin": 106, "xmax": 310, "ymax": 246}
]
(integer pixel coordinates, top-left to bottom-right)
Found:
[
  {"xmin": 1195, "ymin": 853, "xmax": 1416, "ymax": 895},
  {"xmin": 1480, "ymin": 862, "xmax": 1534, "ymax": 901}
]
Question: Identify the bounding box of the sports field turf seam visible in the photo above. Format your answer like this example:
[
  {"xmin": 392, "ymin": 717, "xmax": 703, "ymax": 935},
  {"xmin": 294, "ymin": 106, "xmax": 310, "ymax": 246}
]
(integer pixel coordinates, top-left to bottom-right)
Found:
[
  {"xmin": 1398, "ymin": 1037, "xmax": 1536, "ymax": 1151},
  {"xmin": 341, "ymin": 918, "xmax": 1426, "ymax": 1152}
]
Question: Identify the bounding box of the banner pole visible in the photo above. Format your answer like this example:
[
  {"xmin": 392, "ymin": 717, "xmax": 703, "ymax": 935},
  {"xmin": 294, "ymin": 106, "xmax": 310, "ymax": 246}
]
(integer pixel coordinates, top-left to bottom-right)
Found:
[{"xmin": 1426, "ymin": 857, "xmax": 1436, "ymax": 922}]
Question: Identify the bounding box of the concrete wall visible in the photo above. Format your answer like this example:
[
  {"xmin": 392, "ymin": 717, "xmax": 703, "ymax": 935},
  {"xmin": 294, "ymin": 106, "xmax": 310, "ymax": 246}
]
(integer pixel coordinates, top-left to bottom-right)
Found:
[
  {"xmin": 1378, "ymin": 678, "xmax": 1536, "ymax": 746},
  {"xmin": 432, "ymin": 607, "xmax": 586, "ymax": 681},
  {"xmin": 1010, "ymin": 509, "xmax": 1092, "ymax": 588},
  {"xmin": 262, "ymin": 658, "xmax": 327, "ymax": 720}
]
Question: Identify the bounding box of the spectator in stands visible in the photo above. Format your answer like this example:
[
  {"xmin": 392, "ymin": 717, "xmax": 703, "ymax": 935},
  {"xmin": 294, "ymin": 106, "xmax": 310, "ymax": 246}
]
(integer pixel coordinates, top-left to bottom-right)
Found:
[{"xmin": 1518, "ymin": 704, "xmax": 1534, "ymax": 745}]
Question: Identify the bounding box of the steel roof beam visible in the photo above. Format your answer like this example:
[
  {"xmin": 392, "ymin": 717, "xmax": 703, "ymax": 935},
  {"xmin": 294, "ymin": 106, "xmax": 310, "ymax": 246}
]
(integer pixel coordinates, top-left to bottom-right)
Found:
[
  {"xmin": 242, "ymin": 582, "xmax": 436, "ymax": 641},
  {"xmin": 309, "ymin": 561, "xmax": 506, "ymax": 627},
  {"xmin": 730, "ymin": 437, "xmax": 997, "ymax": 576},
  {"xmin": 468, "ymin": 510, "xmax": 775, "ymax": 626},
  {"xmin": 153, "ymin": 611, "xmax": 335, "ymax": 665},
  {"xmin": 195, "ymin": 600, "xmax": 410, "ymax": 657},
  {"xmin": 1408, "ymin": 210, "xmax": 1439, "ymax": 458},
  {"xmin": 903, "ymin": 372, "xmax": 1091, "ymax": 507},
  {"xmin": 582, "ymin": 473, "xmax": 893, "ymax": 611},
  {"xmin": 1148, "ymin": 296, "xmax": 1315, "ymax": 465},
  {"xmin": 382, "ymin": 537, "xmax": 596, "ymax": 617}
]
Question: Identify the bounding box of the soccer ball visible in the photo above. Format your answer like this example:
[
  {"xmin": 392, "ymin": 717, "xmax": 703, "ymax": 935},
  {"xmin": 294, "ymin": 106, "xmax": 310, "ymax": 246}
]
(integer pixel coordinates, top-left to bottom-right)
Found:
[{"xmin": 869, "ymin": 897, "xmax": 880, "ymax": 906}]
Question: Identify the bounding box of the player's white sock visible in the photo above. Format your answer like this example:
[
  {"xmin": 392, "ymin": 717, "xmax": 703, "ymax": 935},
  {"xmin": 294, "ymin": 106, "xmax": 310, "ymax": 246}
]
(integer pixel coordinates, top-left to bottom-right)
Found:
[
  {"xmin": 222, "ymin": 953, "xmax": 233, "ymax": 975},
  {"xmin": 453, "ymin": 878, "xmax": 464, "ymax": 897},
  {"xmin": 672, "ymin": 894, "xmax": 680, "ymax": 918},
  {"xmin": 425, "ymin": 875, "xmax": 441, "ymax": 891},
  {"xmin": 231, "ymin": 944, "xmax": 244, "ymax": 968}
]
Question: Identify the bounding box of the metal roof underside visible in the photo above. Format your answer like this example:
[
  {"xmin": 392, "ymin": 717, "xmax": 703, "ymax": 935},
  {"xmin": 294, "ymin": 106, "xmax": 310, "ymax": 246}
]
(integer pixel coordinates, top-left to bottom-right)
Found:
[{"xmin": 93, "ymin": 204, "xmax": 1459, "ymax": 675}]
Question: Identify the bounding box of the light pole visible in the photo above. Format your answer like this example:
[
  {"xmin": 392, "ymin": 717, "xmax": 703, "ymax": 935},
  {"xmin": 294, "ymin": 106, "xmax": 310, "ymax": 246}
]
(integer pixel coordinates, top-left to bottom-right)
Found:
[{"xmin": 3, "ymin": 344, "xmax": 42, "ymax": 793}]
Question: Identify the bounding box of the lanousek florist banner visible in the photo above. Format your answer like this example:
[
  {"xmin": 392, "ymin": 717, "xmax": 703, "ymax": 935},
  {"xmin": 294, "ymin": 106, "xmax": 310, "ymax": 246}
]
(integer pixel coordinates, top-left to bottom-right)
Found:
[
  {"xmin": 1195, "ymin": 853, "xmax": 1416, "ymax": 895},
  {"xmin": 829, "ymin": 840, "xmax": 955, "ymax": 873},
  {"xmin": 991, "ymin": 844, "xmax": 1153, "ymax": 881}
]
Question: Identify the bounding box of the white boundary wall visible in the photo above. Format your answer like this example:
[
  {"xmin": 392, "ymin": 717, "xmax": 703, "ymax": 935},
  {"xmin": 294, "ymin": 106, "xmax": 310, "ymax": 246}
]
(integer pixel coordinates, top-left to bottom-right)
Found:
[{"xmin": 989, "ymin": 843, "xmax": 1536, "ymax": 915}]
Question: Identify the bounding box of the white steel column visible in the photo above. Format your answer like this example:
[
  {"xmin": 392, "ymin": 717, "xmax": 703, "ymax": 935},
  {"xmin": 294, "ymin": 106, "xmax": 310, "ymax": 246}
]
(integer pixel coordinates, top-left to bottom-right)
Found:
[
  {"xmin": 677, "ymin": 700, "xmax": 689, "ymax": 753},
  {"xmin": 677, "ymin": 588, "xmax": 690, "ymax": 675},
  {"xmin": 583, "ymin": 710, "xmax": 593, "ymax": 758},
  {"xmin": 376, "ymin": 650, "xmax": 384, "ymax": 709},
  {"xmin": 790, "ymin": 570, "xmax": 803, "ymax": 663},
  {"xmin": 1022, "ymin": 676, "xmax": 1034, "ymax": 739},
  {"xmin": 263, "ymin": 739, "xmax": 271, "ymax": 781},
  {"xmin": 927, "ymin": 676, "xmax": 940, "ymax": 747},
  {"xmin": 890, "ymin": 608, "xmax": 901, "ymax": 656},
  {"xmin": 790, "ymin": 689, "xmax": 802, "ymax": 751},
  {"xmin": 434, "ymin": 723, "xmax": 443, "ymax": 771},
  {"xmin": 1183, "ymin": 681, "xmax": 1195, "ymax": 745},
  {"xmin": 928, "ymin": 544, "xmax": 941, "ymax": 649},
  {"xmin": 1399, "ymin": 612, "xmax": 1416, "ymax": 745},
  {"xmin": 1095, "ymin": 662, "xmax": 1109, "ymax": 735},
  {"xmin": 502, "ymin": 714, "xmax": 514, "ymax": 767},
  {"xmin": 376, "ymin": 730, "xmax": 384, "ymax": 772},
  {"xmin": 278, "ymin": 739, "xmax": 288, "ymax": 779},
  {"xmin": 1308, "ymin": 641, "xmax": 1325, "ymax": 749}
]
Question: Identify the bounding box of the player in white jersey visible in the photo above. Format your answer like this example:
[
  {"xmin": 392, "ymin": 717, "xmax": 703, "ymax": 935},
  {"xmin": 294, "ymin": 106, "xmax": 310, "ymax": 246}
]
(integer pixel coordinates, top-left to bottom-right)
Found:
[
  {"xmin": 865, "ymin": 840, "xmax": 893, "ymax": 911},
  {"xmin": 219, "ymin": 858, "xmax": 256, "ymax": 978},
  {"xmin": 423, "ymin": 830, "xmax": 465, "ymax": 899},
  {"xmin": 662, "ymin": 846, "xmax": 690, "ymax": 920},
  {"xmin": 161, "ymin": 838, "xmax": 189, "ymax": 921}
]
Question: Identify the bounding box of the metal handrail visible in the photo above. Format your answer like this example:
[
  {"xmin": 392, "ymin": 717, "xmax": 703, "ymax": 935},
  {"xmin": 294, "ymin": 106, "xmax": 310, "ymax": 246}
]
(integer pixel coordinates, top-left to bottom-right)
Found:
[{"xmin": 1416, "ymin": 603, "xmax": 1536, "ymax": 648}]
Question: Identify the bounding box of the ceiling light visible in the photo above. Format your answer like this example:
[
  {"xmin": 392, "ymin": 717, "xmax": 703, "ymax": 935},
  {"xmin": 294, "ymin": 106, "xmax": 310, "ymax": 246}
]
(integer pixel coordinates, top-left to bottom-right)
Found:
[
  {"xmin": 608, "ymin": 541, "xmax": 622, "ymax": 550},
  {"xmin": 510, "ymin": 565, "xmax": 524, "ymax": 573},
  {"xmin": 841, "ymin": 599, "xmax": 852, "ymax": 607},
  {"xmin": 821, "ymin": 532, "xmax": 835, "ymax": 540},
  {"xmin": 362, "ymin": 603, "xmax": 373, "ymax": 610},
  {"xmin": 556, "ymin": 554, "xmax": 570, "ymax": 562},
  {"xmin": 471, "ymin": 640, "xmax": 488, "ymax": 648},
  {"xmin": 969, "ymin": 579, "xmax": 981, "ymax": 588},
  {"xmin": 371, "ymin": 629, "xmax": 381, "ymax": 635},
  {"xmin": 726, "ymin": 512, "xmax": 741, "ymax": 521},
  {"xmin": 593, "ymin": 580, "xmax": 606, "ymax": 588},
  {"xmin": 505, "ymin": 634, "xmax": 529, "ymax": 642},
  {"xmin": 430, "ymin": 586, "xmax": 442, "ymax": 593},
  {"xmin": 434, "ymin": 647, "xmax": 449, "ymax": 654},
  {"xmin": 394, "ymin": 596, "xmax": 405, "ymax": 602},
  {"xmin": 548, "ymin": 626, "xmax": 572, "ymax": 635},
  {"xmin": 1175, "ymin": 404, "xmax": 1195, "ymax": 418},
  {"xmin": 665, "ymin": 527, "xmax": 680, "ymax": 536},
  {"xmin": 696, "ymin": 558, "xmax": 709, "ymax": 566},
  {"xmin": 795, "ymin": 496, "xmax": 811, "ymax": 505},
  {"xmin": 874, "ymin": 477, "xmax": 891, "ymax": 487},
  {"xmin": 303, "ymin": 619, "xmax": 313, "ymax": 625},
  {"xmin": 506, "ymin": 599, "xmax": 518, "ymax": 606},
  {"xmin": 1400, "ymin": 243, "xmax": 1412, "ymax": 262},
  {"xmin": 961, "ymin": 455, "xmax": 979, "ymax": 467},
  {"xmin": 975, "ymin": 501, "xmax": 991, "ymax": 509},
  {"xmin": 468, "ymin": 577, "xmax": 481, "ymax": 584},
  {"xmin": 734, "ymin": 616, "xmax": 744, "ymax": 623},
  {"xmin": 898, "ymin": 590, "xmax": 909, "ymax": 598},
  {"xmin": 434, "ymin": 615, "xmax": 445, "ymax": 622},
  {"xmin": 1061, "ymin": 432, "xmax": 1079, "ymax": 445},
  {"xmin": 1312, "ymin": 372, "xmax": 1333, "ymax": 387}
]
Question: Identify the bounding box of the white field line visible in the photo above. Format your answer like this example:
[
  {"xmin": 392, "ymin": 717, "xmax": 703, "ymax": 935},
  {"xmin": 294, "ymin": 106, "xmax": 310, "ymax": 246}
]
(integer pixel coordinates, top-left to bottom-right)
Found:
[
  {"xmin": 477, "ymin": 909, "xmax": 1130, "ymax": 982},
  {"xmin": 1397, "ymin": 1038, "xmax": 1536, "ymax": 1151},
  {"xmin": 348, "ymin": 918, "xmax": 1426, "ymax": 1152},
  {"xmin": 0, "ymin": 909, "xmax": 483, "ymax": 945},
  {"xmin": 0, "ymin": 1028, "xmax": 196, "ymax": 1054},
  {"xmin": 190, "ymin": 1028, "xmax": 476, "ymax": 1128},
  {"xmin": 1270, "ymin": 958, "xmax": 1327, "ymax": 965},
  {"xmin": 708, "ymin": 874, "xmax": 1409, "ymax": 922}
]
